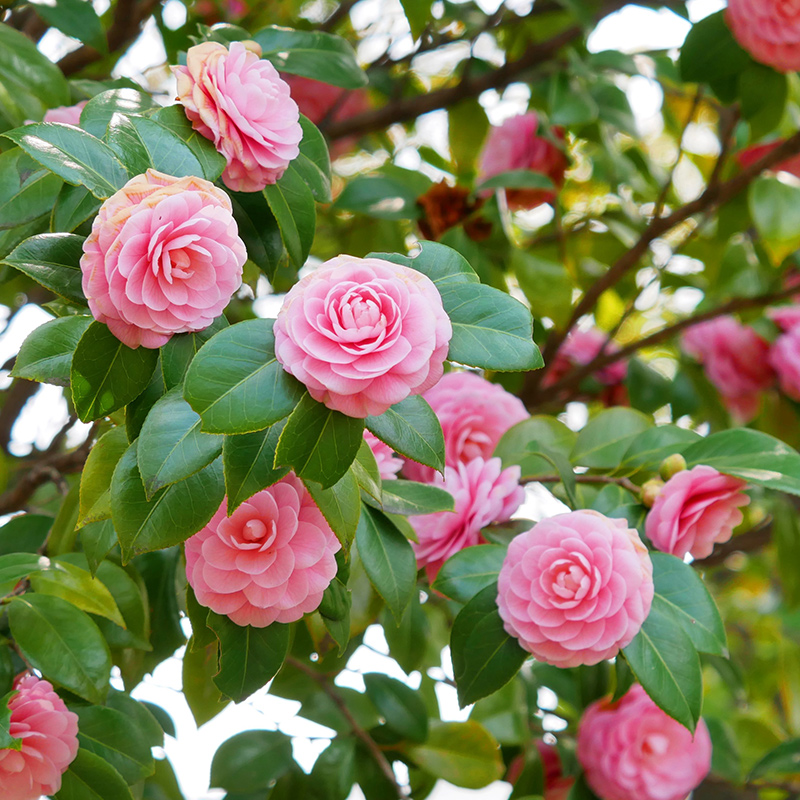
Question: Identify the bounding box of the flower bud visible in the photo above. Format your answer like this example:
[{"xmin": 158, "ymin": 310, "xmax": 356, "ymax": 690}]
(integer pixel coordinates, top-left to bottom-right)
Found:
[
  {"xmin": 659, "ymin": 453, "xmax": 687, "ymax": 481},
  {"xmin": 641, "ymin": 479, "xmax": 664, "ymax": 508}
]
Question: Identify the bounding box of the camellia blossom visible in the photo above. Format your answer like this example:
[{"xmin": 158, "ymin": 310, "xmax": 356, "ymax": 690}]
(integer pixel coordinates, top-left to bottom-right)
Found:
[
  {"xmin": 477, "ymin": 112, "xmax": 568, "ymax": 210},
  {"xmin": 726, "ymin": 0, "xmax": 800, "ymax": 73},
  {"xmin": 185, "ymin": 473, "xmax": 340, "ymax": 627},
  {"xmin": 682, "ymin": 316, "xmax": 774, "ymax": 422},
  {"xmin": 173, "ymin": 41, "xmax": 302, "ymax": 192},
  {"xmin": 768, "ymin": 303, "xmax": 800, "ymax": 332},
  {"xmin": 0, "ymin": 675, "xmax": 79, "ymax": 800},
  {"xmin": 497, "ymin": 510, "xmax": 653, "ymax": 668},
  {"xmin": 645, "ymin": 465, "xmax": 750, "ymax": 560},
  {"xmin": 411, "ymin": 456, "xmax": 523, "ymax": 580},
  {"xmin": 544, "ymin": 328, "xmax": 628, "ymax": 389},
  {"xmin": 577, "ymin": 684, "xmax": 712, "ymax": 800},
  {"xmin": 274, "ymin": 255, "xmax": 452, "ymax": 418},
  {"xmin": 81, "ymin": 169, "xmax": 246, "ymax": 349},
  {"xmin": 771, "ymin": 327, "xmax": 800, "ymax": 401},
  {"xmin": 363, "ymin": 430, "xmax": 402, "ymax": 481},
  {"xmin": 43, "ymin": 100, "xmax": 87, "ymax": 126},
  {"xmin": 403, "ymin": 371, "xmax": 528, "ymax": 484}
]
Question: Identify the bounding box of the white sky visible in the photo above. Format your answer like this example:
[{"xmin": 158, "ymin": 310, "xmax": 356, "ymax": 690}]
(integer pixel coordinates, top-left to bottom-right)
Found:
[{"xmin": 15, "ymin": 2, "xmax": 726, "ymax": 798}]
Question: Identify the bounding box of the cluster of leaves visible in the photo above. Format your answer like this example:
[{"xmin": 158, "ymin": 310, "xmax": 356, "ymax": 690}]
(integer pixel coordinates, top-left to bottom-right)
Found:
[{"xmin": 4, "ymin": 0, "xmax": 800, "ymax": 799}]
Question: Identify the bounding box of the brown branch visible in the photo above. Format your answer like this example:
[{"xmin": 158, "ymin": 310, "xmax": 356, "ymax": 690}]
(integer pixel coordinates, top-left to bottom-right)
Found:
[
  {"xmin": 320, "ymin": 0, "xmax": 359, "ymax": 32},
  {"xmin": 0, "ymin": 380, "xmax": 39, "ymax": 455},
  {"xmin": 524, "ymin": 127, "xmax": 800, "ymax": 403},
  {"xmin": 286, "ymin": 657, "xmax": 406, "ymax": 799},
  {"xmin": 527, "ymin": 473, "xmax": 639, "ymax": 495}
]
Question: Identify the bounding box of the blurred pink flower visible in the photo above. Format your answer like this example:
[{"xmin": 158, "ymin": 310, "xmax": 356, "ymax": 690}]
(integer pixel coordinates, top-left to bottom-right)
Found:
[
  {"xmin": 274, "ymin": 255, "xmax": 452, "ymax": 418},
  {"xmin": 42, "ymin": 101, "xmax": 87, "ymax": 126},
  {"xmin": 403, "ymin": 371, "xmax": 528, "ymax": 484},
  {"xmin": 577, "ymin": 684, "xmax": 712, "ymax": 800},
  {"xmin": 544, "ymin": 328, "xmax": 628, "ymax": 389},
  {"xmin": 364, "ymin": 430, "xmax": 402, "ymax": 481},
  {"xmin": 0, "ymin": 675, "xmax": 79, "ymax": 800},
  {"xmin": 411, "ymin": 456, "xmax": 523, "ymax": 580},
  {"xmin": 81, "ymin": 169, "xmax": 245, "ymax": 349},
  {"xmin": 497, "ymin": 510, "xmax": 653, "ymax": 668},
  {"xmin": 173, "ymin": 41, "xmax": 302, "ymax": 192},
  {"xmin": 185, "ymin": 473, "xmax": 340, "ymax": 627},
  {"xmin": 727, "ymin": 0, "xmax": 800, "ymax": 73},
  {"xmin": 770, "ymin": 327, "xmax": 800, "ymax": 400},
  {"xmin": 737, "ymin": 140, "xmax": 800, "ymax": 179},
  {"xmin": 477, "ymin": 112, "xmax": 568, "ymax": 210},
  {"xmin": 682, "ymin": 316, "xmax": 774, "ymax": 421},
  {"xmin": 645, "ymin": 465, "xmax": 750, "ymax": 559}
]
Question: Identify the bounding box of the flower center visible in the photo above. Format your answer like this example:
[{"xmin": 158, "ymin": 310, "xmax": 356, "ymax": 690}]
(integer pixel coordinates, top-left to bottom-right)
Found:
[
  {"xmin": 545, "ymin": 553, "xmax": 600, "ymax": 607},
  {"xmin": 148, "ymin": 221, "xmax": 201, "ymax": 284}
]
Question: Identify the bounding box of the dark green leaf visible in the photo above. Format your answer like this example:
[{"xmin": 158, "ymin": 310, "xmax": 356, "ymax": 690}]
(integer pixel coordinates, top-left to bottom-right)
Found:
[
  {"xmin": 29, "ymin": 0, "xmax": 106, "ymax": 52},
  {"xmin": 210, "ymin": 730, "xmax": 293, "ymax": 792},
  {"xmin": 749, "ymin": 738, "xmax": 800, "ymax": 779},
  {"xmin": 364, "ymin": 672, "xmax": 428, "ymax": 742},
  {"xmin": 79, "ymin": 425, "xmax": 130, "ymax": 526},
  {"xmin": 52, "ymin": 183, "xmax": 100, "ymax": 233},
  {"xmin": 0, "ymin": 148, "xmax": 62, "ymax": 230},
  {"xmin": 495, "ymin": 415, "xmax": 577, "ymax": 479},
  {"xmin": 79, "ymin": 89, "xmax": 155, "ymax": 139},
  {"xmin": 679, "ymin": 10, "xmax": 751, "ymax": 84},
  {"xmin": 151, "ymin": 105, "xmax": 227, "ymax": 182},
  {"xmin": 476, "ymin": 170, "xmax": 555, "ymax": 192},
  {"xmin": 12, "ymin": 314, "xmax": 92, "ymax": 386},
  {"xmin": 160, "ymin": 316, "xmax": 229, "ymax": 390},
  {"xmin": 0, "ymin": 691, "xmax": 21, "ymax": 751},
  {"xmin": 263, "ymin": 167, "xmax": 316, "ymax": 268},
  {"xmin": 379, "ymin": 479, "xmax": 454, "ymax": 516},
  {"xmin": 433, "ymin": 545, "xmax": 507, "ymax": 604},
  {"xmin": 55, "ymin": 748, "xmax": 134, "ymax": 800},
  {"xmin": 382, "ymin": 591, "xmax": 428, "ymax": 675},
  {"xmin": 571, "ymin": 408, "xmax": 653, "ymax": 469},
  {"xmin": 304, "ymin": 470, "xmax": 361, "ymax": 552},
  {"xmin": 0, "ymin": 553, "xmax": 44, "ymax": 596},
  {"xmin": 0, "ymin": 514, "xmax": 52, "ymax": 556},
  {"xmin": 79, "ymin": 520, "xmax": 118, "ymax": 576}
]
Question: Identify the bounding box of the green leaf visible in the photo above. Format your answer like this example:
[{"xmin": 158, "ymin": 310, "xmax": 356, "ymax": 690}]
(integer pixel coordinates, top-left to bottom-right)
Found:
[
  {"xmin": 495, "ymin": 415, "xmax": 577, "ymax": 479},
  {"xmin": 319, "ymin": 576, "xmax": 351, "ymax": 655},
  {"xmin": 398, "ymin": 0, "xmax": 429, "ymax": 39},
  {"xmin": 30, "ymin": 557, "xmax": 126, "ymax": 627},
  {"xmin": 614, "ymin": 425, "xmax": 701, "ymax": 476},
  {"xmin": 184, "ymin": 318, "xmax": 304, "ymax": 434},
  {"xmin": 78, "ymin": 88, "xmax": 155, "ymax": 139},
  {"xmin": 182, "ymin": 640, "xmax": 227, "ymax": 727},
  {"xmin": 681, "ymin": 428, "xmax": 800, "ymax": 496},
  {"xmin": 294, "ymin": 115, "xmax": 331, "ymax": 203},
  {"xmin": 207, "ymin": 613, "xmax": 290, "ymax": 702},
  {"xmin": 335, "ymin": 171, "xmax": 429, "ymax": 220},
  {"xmin": 679, "ymin": 10, "xmax": 751, "ymax": 84},
  {"xmin": 252, "ymin": 26, "xmax": 368, "ymax": 89},
  {"xmin": 160, "ymin": 315, "xmax": 229, "ymax": 390},
  {"xmin": 364, "ymin": 672, "xmax": 429, "ymax": 742},
  {"xmin": 0, "ymin": 553, "xmax": 45, "ymax": 595},
  {"xmin": 79, "ymin": 520, "xmax": 118, "ymax": 576},
  {"xmin": 365, "ymin": 395, "xmax": 445, "ymax": 473},
  {"xmin": 0, "ymin": 514, "xmax": 52, "ymax": 556},
  {"xmin": 739, "ymin": 62, "xmax": 787, "ymax": 140},
  {"xmin": 352, "ymin": 438, "xmax": 382, "ymax": 501},
  {"xmin": 433, "ymin": 545, "xmax": 507, "ymax": 604},
  {"xmin": 355, "ymin": 504, "xmax": 416, "ymax": 622},
  {"xmin": 79, "ymin": 426, "xmax": 130, "ymax": 526},
  {"xmin": 263, "ymin": 167, "xmax": 316, "ymax": 268},
  {"xmin": 2, "ymin": 233, "xmax": 87, "ymax": 304},
  {"xmin": 12, "ymin": 314, "xmax": 92, "ymax": 386},
  {"xmin": 0, "ymin": 23, "xmax": 70, "ymax": 126},
  {"xmin": 29, "ymin": 0, "xmax": 106, "ymax": 52},
  {"xmin": 408, "ymin": 721, "xmax": 504, "ymax": 789},
  {"xmin": 513, "ymin": 251, "xmax": 573, "ymax": 329},
  {"xmin": 8, "ymin": 593, "xmax": 111, "ymax": 704},
  {"xmin": 55, "ymin": 748, "xmax": 134, "ymax": 800},
  {"xmin": 229, "ymin": 191, "xmax": 283, "ymax": 281},
  {"xmin": 107, "ymin": 113, "xmax": 205, "ymax": 178},
  {"xmin": 571, "ymin": 407, "xmax": 653, "ymax": 469},
  {"xmin": 304, "ymin": 470, "xmax": 361, "ymax": 552},
  {"xmin": 476, "ymin": 170, "xmax": 555, "ymax": 193},
  {"xmin": 309, "ymin": 736, "xmax": 355, "ymax": 800},
  {"xmin": 382, "ymin": 591, "xmax": 428, "ymax": 675},
  {"xmin": 0, "ymin": 691, "xmax": 21, "ymax": 751},
  {"xmin": 210, "ymin": 730, "xmax": 294, "ymax": 792},
  {"xmin": 0, "ymin": 148, "xmax": 62, "ymax": 230},
  {"xmin": 275, "ymin": 394, "xmax": 364, "ymax": 489},
  {"xmin": 623, "ymin": 595, "xmax": 703, "ymax": 732},
  {"xmin": 379, "ymin": 479, "xmax": 454, "ymax": 516},
  {"xmin": 3, "ymin": 123, "xmax": 129, "ymax": 199},
  {"xmin": 651, "ymin": 552, "xmax": 726, "ymax": 656},
  {"xmin": 151, "ymin": 105, "xmax": 227, "ymax": 182},
  {"xmin": 138, "ymin": 387, "xmax": 223, "ymax": 498},
  {"xmin": 451, "ymin": 583, "xmax": 527, "ymax": 707},
  {"xmin": 749, "ymin": 176, "xmax": 800, "ymax": 263},
  {"xmin": 223, "ymin": 421, "xmax": 289, "ymax": 513},
  {"xmin": 71, "ymin": 322, "xmax": 159, "ymax": 422},
  {"xmin": 52, "ymin": 183, "xmax": 100, "ymax": 233},
  {"xmin": 749, "ymin": 738, "xmax": 800, "ymax": 779},
  {"xmin": 111, "ymin": 440, "xmax": 225, "ymax": 561}
]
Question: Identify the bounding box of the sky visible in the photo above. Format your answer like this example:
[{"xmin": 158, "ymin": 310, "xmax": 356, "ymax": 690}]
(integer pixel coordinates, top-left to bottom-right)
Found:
[{"xmin": 11, "ymin": 1, "xmax": 726, "ymax": 798}]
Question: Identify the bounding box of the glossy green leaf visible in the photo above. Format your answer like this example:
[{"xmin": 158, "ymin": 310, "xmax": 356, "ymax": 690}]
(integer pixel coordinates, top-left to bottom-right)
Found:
[
  {"xmin": 111, "ymin": 440, "xmax": 225, "ymax": 561},
  {"xmin": 379, "ymin": 479, "xmax": 454, "ymax": 516},
  {"xmin": 9, "ymin": 593, "xmax": 111, "ymax": 704},
  {"xmin": 433, "ymin": 545, "xmax": 507, "ymax": 604},
  {"xmin": 78, "ymin": 89, "xmax": 155, "ymax": 139},
  {"xmin": 229, "ymin": 191, "xmax": 284, "ymax": 280},
  {"xmin": 55, "ymin": 748, "xmax": 134, "ymax": 800},
  {"xmin": 382, "ymin": 591, "xmax": 428, "ymax": 675},
  {"xmin": 2, "ymin": 233, "xmax": 87, "ymax": 304},
  {"xmin": 679, "ymin": 10, "xmax": 751, "ymax": 84},
  {"xmin": 79, "ymin": 520, "xmax": 118, "ymax": 576},
  {"xmin": 304, "ymin": 470, "xmax": 361, "ymax": 552},
  {"xmin": 366, "ymin": 395, "xmax": 445, "ymax": 473},
  {"xmin": 614, "ymin": 425, "xmax": 701, "ymax": 476},
  {"xmin": 0, "ymin": 514, "xmax": 52, "ymax": 556},
  {"xmin": 495, "ymin": 416, "xmax": 577, "ymax": 479},
  {"xmin": 210, "ymin": 729, "xmax": 294, "ymax": 792},
  {"xmin": 182, "ymin": 640, "xmax": 227, "ymax": 727},
  {"xmin": 79, "ymin": 426, "xmax": 129, "ymax": 526},
  {"xmin": 571, "ymin": 408, "xmax": 653, "ymax": 469},
  {"xmin": 52, "ymin": 182, "xmax": 100, "ymax": 233},
  {"xmin": 12, "ymin": 314, "xmax": 92, "ymax": 386},
  {"xmin": 151, "ymin": 105, "xmax": 227, "ymax": 182},
  {"xmin": 335, "ymin": 171, "xmax": 428, "ymax": 220},
  {"xmin": 0, "ymin": 553, "xmax": 44, "ymax": 595},
  {"xmin": 293, "ymin": 115, "xmax": 332, "ymax": 203},
  {"xmin": 0, "ymin": 149, "xmax": 62, "ymax": 230},
  {"xmin": 29, "ymin": 0, "xmax": 106, "ymax": 52},
  {"xmin": 184, "ymin": 318, "xmax": 304, "ymax": 434},
  {"xmin": 71, "ymin": 322, "xmax": 159, "ymax": 422},
  {"xmin": 263, "ymin": 167, "xmax": 316, "ymax": 268},
  {"xmin": 0, "ymin": 691, "xmax": 21, "ymax": 751},
  {"xmin": 160, "ymin": 315, "xmax": 229, "ymax": 390},
  {"xmin": 275, "ymin": 393, "xmax": 364, "ymax": 489},
  {"xmin": 364, "ymin": 672, "xmax": 429, "ymax": 742},
  {"xmin": 476, "ymin": 170, "xmax": 555, "ymax": 192}
]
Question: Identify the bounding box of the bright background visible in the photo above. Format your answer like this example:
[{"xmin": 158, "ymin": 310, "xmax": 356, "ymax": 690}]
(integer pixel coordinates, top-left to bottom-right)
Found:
[{"xmin": 5, "ymin": 1, "xmax": 725, "ymax": 797}]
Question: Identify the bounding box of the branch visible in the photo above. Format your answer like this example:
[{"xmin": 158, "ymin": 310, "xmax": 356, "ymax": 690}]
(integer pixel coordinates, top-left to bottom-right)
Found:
[
  {"xmin": 320, "ymin": 0, "xmax": 359, "ymax": 32},
  {"xmin": 286, "ymin": 657, "xmax": 406, "ymax": 799},
  {"xmin": 0, "ymin": 380, "xmax": 39, "ymax": 455},
  {"xmin": 526, "ymin": 473, "xmax": 639, "ymax": 495}
]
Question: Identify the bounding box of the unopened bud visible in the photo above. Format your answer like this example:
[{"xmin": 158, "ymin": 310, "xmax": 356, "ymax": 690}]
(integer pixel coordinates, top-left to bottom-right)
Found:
[
  {"xmin": 641, "ymin": 479, "xmax": 665, "ymax": 508},
  {"xmin": 242, "ymin": 40, "xmax": 263, "ymax": 57},
  {"xmin": 659, "ymin": 453, "xmax": 687, "ymax": 482}
]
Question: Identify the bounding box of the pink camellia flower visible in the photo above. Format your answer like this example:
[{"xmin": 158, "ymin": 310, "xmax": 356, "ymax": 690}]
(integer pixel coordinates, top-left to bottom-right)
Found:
[
  {"xmin": 403, "ymin": 371, "xmax": 528, "ymax": 484},
  {"xmin": 726, "ymin": 0, "xmax": 800, "ymax": 73},
  {"xmin": 769, "ymin": 304, "xmax": 800, "ymax": 332},
  {"xmin": 274, "ymin": 255, "xmax": 452, "ymax": 418},
  {"xmin": 173, "ymin": 41, "xmax": 303, "ymax": 192},
  {"xmin": 81, "ymin": 169, "xmax": 246, "ymax": 349},
  {"xmin": 645, "ymin": 465, "xmax": 750, "ymax": 560},
  {"xmin": 185, "ymin": 473, "xmax": 340, "ymax": 627},
  {"xmin": 771, "ymin": 327, "xmax": 800, "ymax": 401},
  {"xmin": 682, "ymin": 317, "xmax": 774, "ymax": 422},
  {"xmin": 737, "ymin": 141, "xmax": 800, "ymax": 180},
  {"xmin": 364, "ymin": 430, "xmax": 402, "ymax": 481},
  {"xmin": 0, "ymin": 675, "xmax": 79, "ymax": 800},
  {"xmin": 577, "ymin": 684, "xmax": 712, "ymax": 800},
  {"xmin": 282, "ymin": 74, "xmax": 370, "ymax": 158},
  {"xmin": 43, "ymin": 100, "xmax": 88, "ymax": 126},
  {"xmin": 477, "ymin": 112, "xmax": 568, "ymax": 210},
  {"xmin": 497, "ymin": 510, "xmax": 653, "ymax": 668},
  {"xmin": 544, "ymin": 328, "xmax": 628, "ymax": 389},
  {"xmin": 412, "ymin": 457, "xmax": 523, "ymax": 580}
]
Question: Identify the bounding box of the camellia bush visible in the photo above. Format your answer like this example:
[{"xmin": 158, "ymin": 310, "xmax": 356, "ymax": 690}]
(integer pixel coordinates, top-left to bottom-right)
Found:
[{"xmin": 5, "ymin": 0, "xmax": 800, "ymax": 798}]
